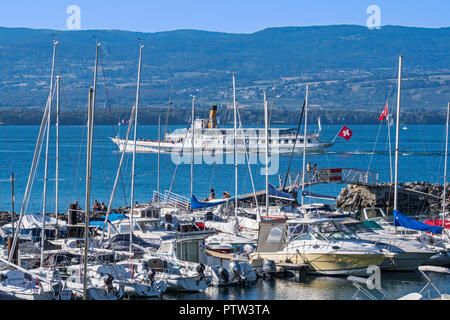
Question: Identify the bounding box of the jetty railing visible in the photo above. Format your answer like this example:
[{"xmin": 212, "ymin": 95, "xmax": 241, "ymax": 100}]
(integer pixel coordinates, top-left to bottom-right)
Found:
[
  {"xmin": 152, "ymin": 190, "xmax": 191, "ymax": 211},
  {"xmin": 278, "ymin": 168, "xmax": 379, "ymax": 189}
]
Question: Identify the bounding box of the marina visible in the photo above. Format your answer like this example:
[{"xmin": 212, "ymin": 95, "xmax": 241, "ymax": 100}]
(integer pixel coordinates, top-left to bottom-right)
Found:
[
  {"xmin": 0, "ymin": 3, "xmax": 449, "ymax": 304},
  {"xmin": 0, "ymin": 48, "xmax": 449, "ymax": 301}
]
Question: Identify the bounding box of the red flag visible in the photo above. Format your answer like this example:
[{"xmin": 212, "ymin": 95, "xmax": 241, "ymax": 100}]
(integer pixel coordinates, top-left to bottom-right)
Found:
[
  {"xmin": 338, "ymin": 125, "xmax": 353, "ymax": 141},
  {"xmin": 378, "ymin": 103, "xmax": 388, "ymax": 121}
]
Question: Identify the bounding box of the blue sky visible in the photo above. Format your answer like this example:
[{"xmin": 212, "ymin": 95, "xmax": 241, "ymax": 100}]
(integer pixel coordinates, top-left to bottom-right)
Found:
[{"xmin": 0, "ymin": 0, "xmax": 448, "ymax": 33}]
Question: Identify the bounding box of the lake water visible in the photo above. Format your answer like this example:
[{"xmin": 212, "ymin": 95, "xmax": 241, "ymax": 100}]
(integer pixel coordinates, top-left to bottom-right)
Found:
[{"xmin": 0, "ymin": 123, "xmax": 448, "ymax": 299}]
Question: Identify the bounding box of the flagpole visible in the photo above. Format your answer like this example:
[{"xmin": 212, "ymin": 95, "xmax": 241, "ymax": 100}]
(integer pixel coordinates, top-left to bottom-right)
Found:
[{"xmin": 332, "ymin": 126, "xmax": 344, "ymax": 143}]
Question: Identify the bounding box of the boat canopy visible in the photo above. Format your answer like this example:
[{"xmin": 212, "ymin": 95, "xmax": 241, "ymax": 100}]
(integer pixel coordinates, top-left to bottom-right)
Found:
[
  {"xmin": 393, "ymin": 210, "xmax": 442, "ymax": 234},
  {"xmin": 190, "ymin": 195, "xmax": 231, "ymax": 209},
  {"xmin": 268, "ymin": 184, "xmax": 294, "ymax": 200},
  {"xmin": 89, "ymin": 213, "xmax": 127, "ymax": 229}
]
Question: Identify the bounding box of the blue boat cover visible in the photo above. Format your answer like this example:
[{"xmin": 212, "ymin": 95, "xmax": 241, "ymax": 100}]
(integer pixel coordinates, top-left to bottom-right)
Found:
[
  {"xmin": 89, "ymin": 213, "xmax": 127, "ymax": 229},
  {"xmin": 268, "ymin": 184, "xmax": 293, "ymax": 200},
  {"xmin": 190, "ymin": 195, "xmax": 229, "ymax": 209},
  {"xmin": 393, "ymin": 210, "xmax": 442, "ymax": 234}
]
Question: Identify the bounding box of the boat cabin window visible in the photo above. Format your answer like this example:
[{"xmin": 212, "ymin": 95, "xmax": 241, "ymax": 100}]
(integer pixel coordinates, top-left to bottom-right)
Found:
[
  {"xmin": 317, "ymin": 221, "xmax": 356, "ymax": 240},
  {"xmin": 137, "ymin": 221, "xmax": 160, "ymax": 232},
  {"xmin": 293, "ymin": 233, "xmax": 315, "ymax": 241},
  {"xmin": 119, "ymin": 224, "xmax": 140, "ymax": 234},
  {"xmin": 343, "ymin": 222, "xmax": 374, "ymax": 234},
  {"xmin": 287, "ymin": 223, "xmax": 326, "ymax": 242},
  {"xmin": 363, "ymin": 208, "xmax": 386, "ymax": 220},
  {"xmin": 176, "ymin": 241, "xmax": 199, "ymax": 263},
  {"xmin": 158, "ymin": 242, "xmax": 172, "ymax": 254}
]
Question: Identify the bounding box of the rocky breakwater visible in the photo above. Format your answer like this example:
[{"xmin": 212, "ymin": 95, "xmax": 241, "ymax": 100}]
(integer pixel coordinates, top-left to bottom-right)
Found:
[{"xmin": 334, "ymin": 181, "xmax": 449, "ymax": 216}]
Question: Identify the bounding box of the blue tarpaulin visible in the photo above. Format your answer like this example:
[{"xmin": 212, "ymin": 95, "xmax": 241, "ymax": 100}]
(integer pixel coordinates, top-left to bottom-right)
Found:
[
  {"xmin": 190, "ymin": 195, "xmax": 230, "ymax": 209},
  {"xmin": 268, "ymin": 184, "xmax": 294, "ymax": 200},
  {"xmin": 393, "ymin": 210, "xmax": 442, "ymax": 234},
  {"xmin": 89, "ymin": 213, "xmax": 127, "ymax": 229}
]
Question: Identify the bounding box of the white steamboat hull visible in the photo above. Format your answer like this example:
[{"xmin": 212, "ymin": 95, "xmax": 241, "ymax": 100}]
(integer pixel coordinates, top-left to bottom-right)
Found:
[{"xmin": 111, "ymin": 137, "xmax": 332, "ymax": 155}]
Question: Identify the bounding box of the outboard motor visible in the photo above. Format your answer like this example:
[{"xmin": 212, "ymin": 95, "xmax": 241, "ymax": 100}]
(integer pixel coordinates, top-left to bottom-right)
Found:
[
  {"xmin": 195, "ymin": 263, "xmax": 205, "ymax": 284},
  {"xmin": 229, "ymin": 261, "xmax": 244, "ymax": 283},
  {"xmin": 217, "ymin": 266, "xmax": 229, "ymax": 284},
  {"xmin": 262, "ymin": 260, "xmax": 277, "ymax": 279}
]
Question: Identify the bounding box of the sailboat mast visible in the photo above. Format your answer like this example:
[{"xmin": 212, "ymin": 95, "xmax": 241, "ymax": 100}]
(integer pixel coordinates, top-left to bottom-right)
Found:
[
  {"xmin": 301, "ymin": 85, "xmax": 309, "ymax": 206},
  {"xmin": 191, "ymin": 95, "xmax": 195, "ymax": 198},
  {"xmin": 83, "ymin": 42, "xmax": 100, "ymax": 300},
  {"xmin": 10, "ymin": 172, "xmax": 14, "ymax": 238},
  {"xmin": 394, "ymin": 55, "xmax": 403, "ymax": 212},
  {"xmin": 130, "ymin": 44, "xmax": 143, "ymax": 253},
  {"xmin": 443, "ymin": 102, "xmax": 449, "ymax": 229},
  {"xmin": 40, "ymin": 40, "xmax": 57, "ymax": 268},
  {"xmin": 264, "ymin": 91, "xmax": 269, "ymax": 217},
  {"xmin": 83, "ymin": 87, "xmax": 94, "ymax": 300},
  {"xmin": 157, "ymin": 115, "xmax": 161, "ymax": 204},
  {"xmin": 55, "ymin": 75, "xmax": 60, "ymax": 237},
  {"xmin": 233, "ymin": 73, "xmax": 238, "ymax": 217}
]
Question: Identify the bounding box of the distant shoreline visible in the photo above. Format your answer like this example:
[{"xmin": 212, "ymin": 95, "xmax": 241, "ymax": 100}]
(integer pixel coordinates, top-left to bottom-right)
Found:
[{"xmin": 0, "ymin": 108, "xmax": 446, "ymax": 126}]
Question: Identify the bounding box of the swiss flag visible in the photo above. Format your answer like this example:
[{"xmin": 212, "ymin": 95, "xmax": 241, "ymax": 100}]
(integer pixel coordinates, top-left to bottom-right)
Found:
[
  {"xmin": 378, "ymin": 103, "xmax": 388, "ymax": 121},
  {"xmin": 338, "ymin": 125, "xmax": 353, "ymax": 141}
]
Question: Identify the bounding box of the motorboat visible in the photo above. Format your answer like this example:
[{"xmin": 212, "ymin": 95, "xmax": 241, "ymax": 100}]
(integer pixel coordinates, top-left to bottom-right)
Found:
[
  {"xmin": 249, "ymin": 218, "xmax": 394, "ymax": 276},
  {"xmin": 341, "ymin": 219, "xmax": 437, "ymax": 271}
]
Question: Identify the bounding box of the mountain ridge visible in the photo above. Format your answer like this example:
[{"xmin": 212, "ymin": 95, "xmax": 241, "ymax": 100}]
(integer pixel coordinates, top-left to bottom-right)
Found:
[{"xmin": 0, "ymin": 24, "xmax": 449, "ymax": 115}]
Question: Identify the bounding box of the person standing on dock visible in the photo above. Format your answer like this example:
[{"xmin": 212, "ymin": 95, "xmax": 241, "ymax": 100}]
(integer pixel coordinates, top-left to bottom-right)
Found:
[
  {"xmin": 306, "ymin": 161, "xmax": 312, "ymax": 182},
  {"xmin": 312, "ymin": 164, "xmax": 318, "ymax": 182}
]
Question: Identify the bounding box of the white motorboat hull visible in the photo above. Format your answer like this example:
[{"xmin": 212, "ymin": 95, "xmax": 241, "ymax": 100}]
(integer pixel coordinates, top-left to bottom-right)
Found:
[
  {"xmin": 124, "ymin": 280, "xmax": 167, "ymax": 297},
  {"xmin": 111, "ymin": 137, "xmax": 332, "ymax": 155}
]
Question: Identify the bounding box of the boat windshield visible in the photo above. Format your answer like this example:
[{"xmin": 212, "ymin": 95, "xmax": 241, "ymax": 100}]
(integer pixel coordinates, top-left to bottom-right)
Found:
[
  {"xmin": 343, "ymin": 222, "xmax": 375, "ymax": 234},
  {"xmin": 316, "ymin": 221, "xmax": 357, "ymax": 240},
  {"xmin": 287, "ymin": 223, "xmax": 327, "ymax": 242},
  {"xmin": 137, "ymin": 221, "xmax": 160, "ymax": 232}
]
